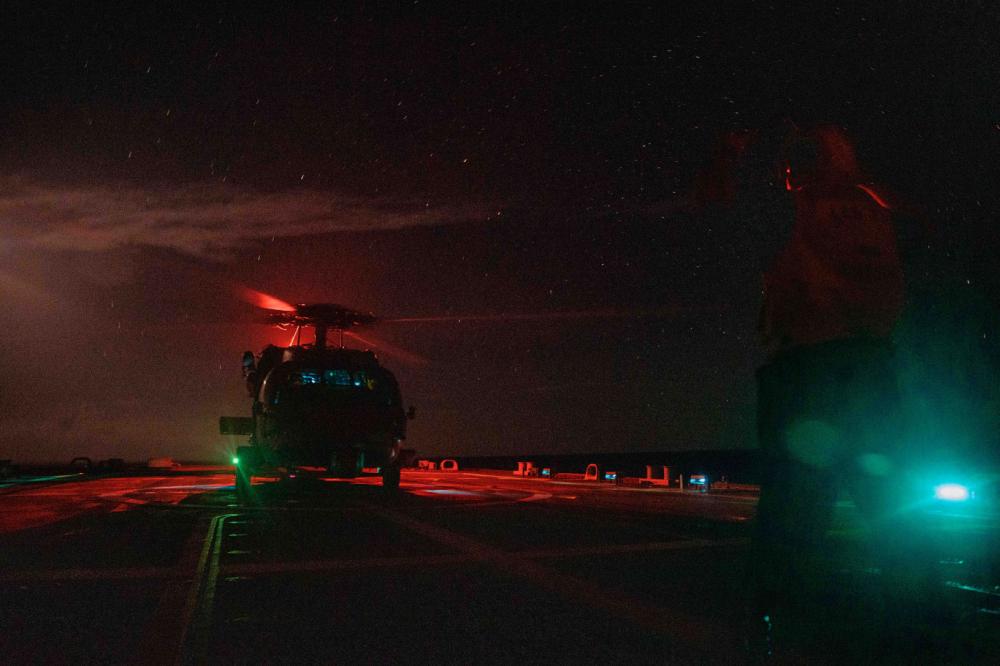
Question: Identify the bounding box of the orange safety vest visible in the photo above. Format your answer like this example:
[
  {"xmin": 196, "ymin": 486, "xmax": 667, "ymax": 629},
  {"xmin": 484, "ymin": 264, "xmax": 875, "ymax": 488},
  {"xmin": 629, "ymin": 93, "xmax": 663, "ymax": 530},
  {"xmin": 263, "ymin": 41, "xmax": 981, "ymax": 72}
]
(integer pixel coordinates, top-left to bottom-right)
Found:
[{"xmin": 761, "ymin": 183, "xmax": 905, "ymax": 349}]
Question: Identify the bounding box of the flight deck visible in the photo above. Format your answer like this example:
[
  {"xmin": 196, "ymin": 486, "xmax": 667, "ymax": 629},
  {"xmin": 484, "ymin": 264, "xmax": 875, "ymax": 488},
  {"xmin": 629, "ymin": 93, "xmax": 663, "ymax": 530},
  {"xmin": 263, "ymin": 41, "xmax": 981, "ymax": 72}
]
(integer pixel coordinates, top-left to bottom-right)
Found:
[{"xmin": 1, "ymin": 467, "xmax": 997, "ymax": 664}]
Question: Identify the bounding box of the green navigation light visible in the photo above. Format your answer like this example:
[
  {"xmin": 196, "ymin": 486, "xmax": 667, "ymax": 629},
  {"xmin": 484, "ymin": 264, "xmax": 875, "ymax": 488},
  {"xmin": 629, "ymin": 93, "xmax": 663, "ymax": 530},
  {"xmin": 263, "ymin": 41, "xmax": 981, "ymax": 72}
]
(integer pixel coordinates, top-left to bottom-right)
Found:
[{"xmin": 934, "ymin": 483, "xmax": 970, "ymax": 502}]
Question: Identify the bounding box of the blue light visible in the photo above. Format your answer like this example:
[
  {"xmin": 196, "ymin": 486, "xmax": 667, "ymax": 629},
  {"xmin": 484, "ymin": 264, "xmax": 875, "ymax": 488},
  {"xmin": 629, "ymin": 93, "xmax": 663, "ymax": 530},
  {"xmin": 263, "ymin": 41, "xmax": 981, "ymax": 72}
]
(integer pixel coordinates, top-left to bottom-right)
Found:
[
  {"xmin": 934, "ymin": 483, "xmax": 970, "ymax": 502},
  {"xmin": 297, "ymin": 370, "xmax": 321, "ymax": 384},
  {"xmin": 325, "ymin": 369, "xmax": 351, "ymax": 386}
]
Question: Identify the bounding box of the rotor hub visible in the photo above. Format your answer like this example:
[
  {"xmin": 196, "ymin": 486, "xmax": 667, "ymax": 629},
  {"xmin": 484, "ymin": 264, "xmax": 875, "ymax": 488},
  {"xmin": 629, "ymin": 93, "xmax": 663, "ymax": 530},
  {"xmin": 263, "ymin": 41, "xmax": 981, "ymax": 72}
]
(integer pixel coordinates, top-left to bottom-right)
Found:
[{"xmin": 264, "ymin": 303, "xmax": 377, "ymax": 330}]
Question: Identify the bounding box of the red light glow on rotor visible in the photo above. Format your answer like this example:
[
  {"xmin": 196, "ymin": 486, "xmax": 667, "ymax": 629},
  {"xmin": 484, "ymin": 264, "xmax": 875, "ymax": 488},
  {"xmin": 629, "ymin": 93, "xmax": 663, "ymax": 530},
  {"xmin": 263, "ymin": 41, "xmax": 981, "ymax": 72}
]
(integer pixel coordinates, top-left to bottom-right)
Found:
[{"xmin": 237, "ymin": 286, "xmax": 295, "ymax": 312}]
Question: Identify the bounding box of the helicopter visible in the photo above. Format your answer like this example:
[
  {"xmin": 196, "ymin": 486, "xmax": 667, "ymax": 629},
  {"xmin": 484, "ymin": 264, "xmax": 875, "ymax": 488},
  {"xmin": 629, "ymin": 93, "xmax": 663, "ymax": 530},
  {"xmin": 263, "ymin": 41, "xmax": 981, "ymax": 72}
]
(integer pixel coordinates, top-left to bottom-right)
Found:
[
  {"xmin": 220, "ymin": 301, "xmax": 416, "ymax": 497},
  {"xmin": 218, "ymin": 285, "xmax": 705, "ymax": 499}
]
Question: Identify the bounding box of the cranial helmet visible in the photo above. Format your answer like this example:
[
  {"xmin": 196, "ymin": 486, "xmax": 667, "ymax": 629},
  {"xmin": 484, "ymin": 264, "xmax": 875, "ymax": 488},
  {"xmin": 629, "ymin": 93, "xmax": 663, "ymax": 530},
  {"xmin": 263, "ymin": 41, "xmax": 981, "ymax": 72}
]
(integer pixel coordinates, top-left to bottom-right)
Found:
[{"xmin": 783, "ymin": 124, "xmax": 861, "ymax": 190}]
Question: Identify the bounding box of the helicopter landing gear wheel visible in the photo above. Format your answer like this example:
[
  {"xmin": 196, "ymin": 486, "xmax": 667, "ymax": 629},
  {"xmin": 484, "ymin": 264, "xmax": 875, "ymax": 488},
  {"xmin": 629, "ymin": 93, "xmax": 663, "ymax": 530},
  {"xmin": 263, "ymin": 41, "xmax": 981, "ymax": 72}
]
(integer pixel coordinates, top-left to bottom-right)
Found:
[
  {"xmin": 234, "ymin": 445, "xmax": 255, "ymax": 503},
  {"xmin": 382, "ymin": 462, "xmax": 401, "ymax": 494},
  {"xmin": 235, "ymin": 467, "xmax": 252, "ymax": 501}
]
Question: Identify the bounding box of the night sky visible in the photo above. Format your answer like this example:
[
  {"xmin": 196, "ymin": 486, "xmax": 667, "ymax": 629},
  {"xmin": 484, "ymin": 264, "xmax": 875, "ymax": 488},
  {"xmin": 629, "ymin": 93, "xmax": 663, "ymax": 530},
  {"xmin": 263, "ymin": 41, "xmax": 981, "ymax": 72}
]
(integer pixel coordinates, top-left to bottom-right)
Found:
[{"xmin": 2, "ymin": 4, "xmax": 998, "ymax": 463}]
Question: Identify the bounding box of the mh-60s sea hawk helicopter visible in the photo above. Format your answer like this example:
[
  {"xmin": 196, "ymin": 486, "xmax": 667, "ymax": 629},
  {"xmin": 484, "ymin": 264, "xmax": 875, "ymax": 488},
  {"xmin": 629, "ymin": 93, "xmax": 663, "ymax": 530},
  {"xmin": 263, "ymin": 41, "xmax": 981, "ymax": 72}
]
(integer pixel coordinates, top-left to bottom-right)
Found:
[
  {"xmin": 220, "ymin": 301, "xmax": 415, "ymax": 497},
  {"xmin": 219, "ymin": 286, "xmax": 696, "ymax": 499}
]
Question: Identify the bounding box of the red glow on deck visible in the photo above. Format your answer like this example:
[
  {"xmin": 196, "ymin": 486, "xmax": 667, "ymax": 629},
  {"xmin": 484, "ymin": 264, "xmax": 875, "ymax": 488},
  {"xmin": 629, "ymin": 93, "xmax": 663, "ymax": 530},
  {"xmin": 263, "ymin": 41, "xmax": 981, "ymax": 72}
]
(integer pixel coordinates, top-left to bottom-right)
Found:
[
  {"xmin": 0, "ymin": 473, "xmax": 236, "ymax": 533},
  {"xmin": 409, "ymin": 487, "xmax": 482, "ymax": 501}
]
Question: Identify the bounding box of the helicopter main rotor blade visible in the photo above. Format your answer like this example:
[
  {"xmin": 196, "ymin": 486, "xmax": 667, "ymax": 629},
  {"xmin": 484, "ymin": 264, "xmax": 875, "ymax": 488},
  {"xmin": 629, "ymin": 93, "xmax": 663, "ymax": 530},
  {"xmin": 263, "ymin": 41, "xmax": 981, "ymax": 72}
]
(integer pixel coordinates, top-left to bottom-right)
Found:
[
  {"xmin": 381, "ymin": 305, "xmax": 716, "ymax": 324},
  {"xmin": 234, "ymin": 285, "xmax": 296, "ymax": 312},
  {"xmin": 343, "ymin": 330, "xmax": 429, "ymax": 367}
]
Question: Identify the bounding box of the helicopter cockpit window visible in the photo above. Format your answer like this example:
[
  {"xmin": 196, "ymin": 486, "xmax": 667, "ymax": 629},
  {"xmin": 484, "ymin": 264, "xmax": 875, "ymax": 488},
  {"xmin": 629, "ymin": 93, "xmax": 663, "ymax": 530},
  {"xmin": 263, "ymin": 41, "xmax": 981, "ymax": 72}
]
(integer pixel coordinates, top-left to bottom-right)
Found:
[
  {"xmin": 292, "ymin": 370, "xmax": 322, "ymax": 386},
  {"xmin": 282, "ymin": 368, "xmax": 374, "ymax": 390},
  {"xmin": 317, "ymin": 368, "xmax": 374, "ymax": 389},
  {"xmin": 353, "ymin": 371, "xmax": 369, "ymax": 388},
  {"xmin": 325, "ymin": 369, "xmax": 352, "ymax": 386}
]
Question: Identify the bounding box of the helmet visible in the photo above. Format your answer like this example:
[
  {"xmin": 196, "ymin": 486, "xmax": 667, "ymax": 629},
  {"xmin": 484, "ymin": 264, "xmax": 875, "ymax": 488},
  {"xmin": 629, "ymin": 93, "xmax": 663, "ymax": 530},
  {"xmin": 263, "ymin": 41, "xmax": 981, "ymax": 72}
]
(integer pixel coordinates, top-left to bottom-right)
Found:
[{"xmin": 783, "ymin": 124, "xmax": 861, "ymax": 191}]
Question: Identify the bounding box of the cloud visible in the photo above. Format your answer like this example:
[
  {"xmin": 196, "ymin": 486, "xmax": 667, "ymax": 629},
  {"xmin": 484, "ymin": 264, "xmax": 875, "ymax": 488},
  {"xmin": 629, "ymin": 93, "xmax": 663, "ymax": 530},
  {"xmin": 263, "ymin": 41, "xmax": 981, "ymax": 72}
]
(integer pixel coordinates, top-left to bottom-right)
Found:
[{"xmin": 0, "ymin": 177, "xmax": 487, "ymax": 257}]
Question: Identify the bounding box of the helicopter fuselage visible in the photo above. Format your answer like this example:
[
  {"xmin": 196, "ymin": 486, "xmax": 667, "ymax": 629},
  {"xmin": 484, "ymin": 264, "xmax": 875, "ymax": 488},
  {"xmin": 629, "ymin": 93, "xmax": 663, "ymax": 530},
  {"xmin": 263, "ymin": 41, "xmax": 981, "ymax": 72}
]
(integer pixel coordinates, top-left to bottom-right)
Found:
[{"xmin": 235, "ymin": 345, "xmax": 407, "ymax": 475}]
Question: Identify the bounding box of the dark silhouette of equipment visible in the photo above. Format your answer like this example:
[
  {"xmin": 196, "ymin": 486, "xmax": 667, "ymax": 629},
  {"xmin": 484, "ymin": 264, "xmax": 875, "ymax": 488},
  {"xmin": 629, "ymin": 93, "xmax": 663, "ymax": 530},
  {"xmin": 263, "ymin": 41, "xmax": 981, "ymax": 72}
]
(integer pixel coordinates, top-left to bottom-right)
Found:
[{"xmin": 221, "ymin": 302, "xmax": 415, "ymax": 498}]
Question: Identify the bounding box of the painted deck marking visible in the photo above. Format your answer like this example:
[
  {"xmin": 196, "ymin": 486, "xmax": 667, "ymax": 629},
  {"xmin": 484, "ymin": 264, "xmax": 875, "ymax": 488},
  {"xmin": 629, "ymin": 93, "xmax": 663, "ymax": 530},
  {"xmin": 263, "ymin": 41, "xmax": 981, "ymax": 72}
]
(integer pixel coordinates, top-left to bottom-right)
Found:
[
  {"xmin": 179, "ymin": 513, "xmax": 235, "ymax": 665},
  {"xmin": 0, "ymin": 537, "xmax": 749, "ymax": 583},
  {"xmin": 370, "ymin": 504, "xmax": 740, "ymax": 659}
]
